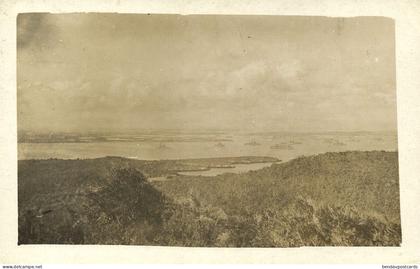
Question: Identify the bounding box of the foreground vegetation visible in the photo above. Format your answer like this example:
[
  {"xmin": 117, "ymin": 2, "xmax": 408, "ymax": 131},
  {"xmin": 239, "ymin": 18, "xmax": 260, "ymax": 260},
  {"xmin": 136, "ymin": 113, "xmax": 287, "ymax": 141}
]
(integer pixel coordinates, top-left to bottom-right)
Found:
[{"xmin": 18, "ymin": 151, "xmax": 401, "ymax": 246}]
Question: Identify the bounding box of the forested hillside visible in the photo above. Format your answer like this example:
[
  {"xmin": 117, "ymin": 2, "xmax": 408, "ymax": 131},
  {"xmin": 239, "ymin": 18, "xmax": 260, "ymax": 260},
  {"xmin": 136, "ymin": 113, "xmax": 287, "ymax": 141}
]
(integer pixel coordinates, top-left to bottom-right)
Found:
[{"xmin": 18, "ymin": 151, "xmax": 401, "ymax": 246}]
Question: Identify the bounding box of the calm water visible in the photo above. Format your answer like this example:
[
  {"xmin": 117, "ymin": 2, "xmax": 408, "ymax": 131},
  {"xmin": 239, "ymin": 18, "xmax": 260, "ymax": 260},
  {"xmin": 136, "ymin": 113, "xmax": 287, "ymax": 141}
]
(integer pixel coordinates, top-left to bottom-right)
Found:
[
  {"xmin": 177, "ymin": 162, "xmax": 276, "ymax": 177},
  {"xmin": 18, "ymin": 132, "xmax": 397, "ymax": 160},
  {"xmin": 18, "ymin": 132, "xmax": 397, "ymax": 176}
]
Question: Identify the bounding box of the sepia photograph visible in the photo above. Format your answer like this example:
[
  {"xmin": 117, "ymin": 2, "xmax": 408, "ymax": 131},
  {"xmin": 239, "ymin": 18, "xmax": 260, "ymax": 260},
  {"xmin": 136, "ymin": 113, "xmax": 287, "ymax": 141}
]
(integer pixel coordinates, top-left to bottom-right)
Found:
[{"xmin": 17, "ymin": 13, "xmax": 401, "ymax": 247}]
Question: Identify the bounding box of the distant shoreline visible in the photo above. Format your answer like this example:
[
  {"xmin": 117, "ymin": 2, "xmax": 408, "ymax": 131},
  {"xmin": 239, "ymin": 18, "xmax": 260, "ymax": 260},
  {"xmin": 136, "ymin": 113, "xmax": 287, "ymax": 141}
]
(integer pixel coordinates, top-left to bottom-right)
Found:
[
  {"xmin": 17, "ymin": 149, "xmax": 398, "ymax": 162},
  {"xmin": 17, "ymin": 150, "xmax": 399, "ymax": 183},
  {"xmin": 18, "ymin": 155, "xmax": 280, "ymax": 163},
  {"xmin": 17, "ymin": 130, "xmax": 397, "ymax": 144}
]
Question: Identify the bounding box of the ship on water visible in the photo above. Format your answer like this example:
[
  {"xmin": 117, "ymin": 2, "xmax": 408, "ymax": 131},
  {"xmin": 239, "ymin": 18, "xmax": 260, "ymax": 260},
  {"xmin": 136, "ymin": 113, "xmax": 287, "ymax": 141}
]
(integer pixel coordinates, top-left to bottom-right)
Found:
[
  {"xmin": 158, "ymin": 143, "xmax": 170, "ymax": 149},
  {"xmin": 270, "ymin": 143, "xmax": 294, "ymax": 150},
  {"xmin": 214, "ymin": 142, "xmax": 225, "ymax": 148},
  {"xmin": 244, "ymin": 139, "xmax": 261, "ymax": 146}
]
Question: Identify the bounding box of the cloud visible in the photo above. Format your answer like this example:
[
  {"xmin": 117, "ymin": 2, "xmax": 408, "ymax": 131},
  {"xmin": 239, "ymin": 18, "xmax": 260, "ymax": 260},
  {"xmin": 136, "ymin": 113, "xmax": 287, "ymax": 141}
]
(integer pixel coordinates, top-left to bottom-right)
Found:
[{"xmin": 17, "ymin": 14, "xmax": 397, "ymax": 132}]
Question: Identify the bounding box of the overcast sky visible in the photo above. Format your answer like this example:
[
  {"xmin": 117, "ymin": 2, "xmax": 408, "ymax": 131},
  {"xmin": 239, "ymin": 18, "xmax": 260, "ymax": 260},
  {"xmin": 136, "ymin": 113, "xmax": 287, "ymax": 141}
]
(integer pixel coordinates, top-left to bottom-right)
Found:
[{"xmin": 17, "ymin": 13, "xmax": 396, "ymax": 133}]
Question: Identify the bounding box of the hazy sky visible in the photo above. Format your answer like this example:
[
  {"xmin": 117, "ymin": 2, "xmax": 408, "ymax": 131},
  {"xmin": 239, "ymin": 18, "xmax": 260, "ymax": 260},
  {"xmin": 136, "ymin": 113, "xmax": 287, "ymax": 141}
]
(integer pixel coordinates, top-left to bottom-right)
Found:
[{"xmin": 17, "ymin": 14, "xmax": 397, "ymax": 133}]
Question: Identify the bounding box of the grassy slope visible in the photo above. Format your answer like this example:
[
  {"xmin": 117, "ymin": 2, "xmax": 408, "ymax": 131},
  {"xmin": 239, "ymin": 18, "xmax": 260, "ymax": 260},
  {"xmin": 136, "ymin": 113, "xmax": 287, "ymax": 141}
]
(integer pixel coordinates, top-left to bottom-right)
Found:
[
  {"xmin": 154, "ymin": 151, "xmax": 400, "ymax": 222},
  {"xmin": 18, "ymin": 151, "xmax": 401, "ymax": 246}
]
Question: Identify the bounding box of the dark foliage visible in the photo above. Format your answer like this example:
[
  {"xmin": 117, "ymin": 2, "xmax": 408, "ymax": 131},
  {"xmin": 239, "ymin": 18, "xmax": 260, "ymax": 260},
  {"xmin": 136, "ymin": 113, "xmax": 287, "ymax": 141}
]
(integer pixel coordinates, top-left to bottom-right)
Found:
[{"xmin": 18, "ymin": 151, "xmax": 401, "ymax": 246}]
